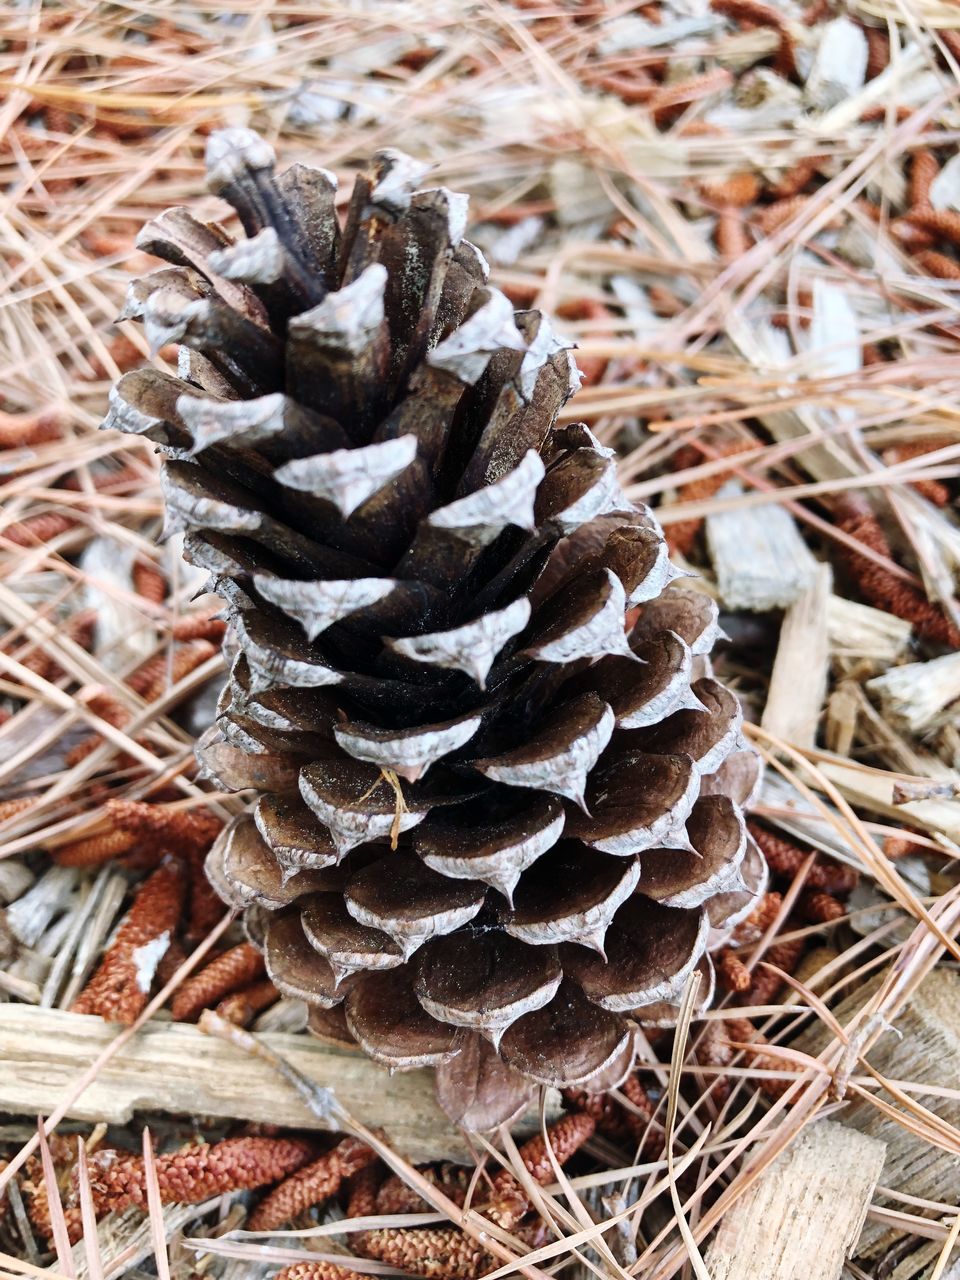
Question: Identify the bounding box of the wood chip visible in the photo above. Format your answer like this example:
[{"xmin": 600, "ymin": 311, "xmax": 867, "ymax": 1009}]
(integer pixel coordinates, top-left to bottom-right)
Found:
[
  {"xmin": 762, "ymin": 563, "xmax": 831, "ymax": 749},
  {"xmin": 0, "ymin": 1005, "xmax": 558, "ymax": 1162},
  {"xmin": 705, "ymin": 482, "xmax": 819, "ymax": 611},
  {"xmin": 704, "ymin": 1121, "xmax": 885, "ymax": 1280},
  {"xmin": 793, "ymin": 969, "xmax": 960, "ymax": 1263}
]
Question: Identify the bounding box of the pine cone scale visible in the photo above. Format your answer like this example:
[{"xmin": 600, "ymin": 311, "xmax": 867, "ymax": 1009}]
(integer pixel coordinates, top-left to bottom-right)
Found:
[{"xmin": 413, "ymin": 792, "xmax": 565, "ymax": 901}]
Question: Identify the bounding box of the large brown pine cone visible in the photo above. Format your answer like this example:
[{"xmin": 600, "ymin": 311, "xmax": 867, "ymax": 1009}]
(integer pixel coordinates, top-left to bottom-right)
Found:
[{"xmin": 105, "ymin": 130, "xmax": 766, "ymax": 1129}]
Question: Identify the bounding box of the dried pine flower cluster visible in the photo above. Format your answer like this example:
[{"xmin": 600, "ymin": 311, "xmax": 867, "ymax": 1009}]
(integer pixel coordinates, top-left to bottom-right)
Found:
[
  {"xmin": 47, "ymin": 802, "xmax": 227, "ymax": 1024},
  {"xmin": 0, "ymin": 798, "xmax": 280, "ymax": 1028},
  {"xmin": 12, "ymin": 1110, "xmax": 599, "ymax": 1278}
]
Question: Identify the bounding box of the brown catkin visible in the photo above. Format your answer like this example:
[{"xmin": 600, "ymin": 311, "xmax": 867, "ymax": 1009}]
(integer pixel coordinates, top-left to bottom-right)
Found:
[
  {"xmin": 86, "ymin": 335, "xmax": 170, "ymax": 381},
  {"xmin": 891, "ymin": 218, "xmax": 938, "ymax": 252},
  {"xmin": 478, "ymin": 201, "xmax": 556, "ymax": 227},
  {"xmin": 938, "ymin": 28, "xmax": 960, "ymax": 64},
  {"xmin": 14, "ymin": 643, "xmax": 58, "ymax": 683},
  {"xmin": 613, "ymin": 1075, "xmax": 650, "ymax": 1123},
  {"xmin": 118, "ymin": 844, "xmax": 167, "ymax": 872},
  {"xmin": 771, "ymin": 286, "xmax": 813, "ymax": 329},
  {"xmin": 864, "ymin": 26, "xmax": 890, "ymax": 79},
  {"xmin": 71, "ymin": 859, "xmax": 186, "ymax": 1023},
  {"xmin": 155, "ymin": 937, "xmax": 188, "ymax": 988},
  {"xmin": 52, "ymin": 828, "xmax": 137, "ymax": 868},
  {"xmin": 694, "ymin": 1018, "xmax": 737, "ymax": 1103},
  {"xmin": 505, "ymin": 1111, "xmax": 595, "ymax": 1190},
  {"xmin": 96, "ymin": 464, "xmax": 149, "ymax": 492},
  {"xmin": 21, "ymin": 1136, "xmax": 82, "ymax": 1243},
  {"xmin": 184, "ymin": 848, "xmax": 228, "ymax": 940},
  {"xmin": 857, "ymin": 199, "xmax": 882, "ymax": 226},
  {"xmin": 375, "ymin": 1166, "xmax": 470, "ymax": 1215},
  {"xmin": 561, "ymin": 1088, "xmax": 635, "ymax": 1144},
  {"xmin": 569, "ymin": 1075, "xmax": 662, "ymax": 1152},
  {"xmin": 104, "ymin": 799, "xmax": 223, "ymax": 854},
  {"xmin": 351, "ymin": 1112, "xmax": 599, "ymax": 1278},
  {"xmin": 66, "ymin": 735, "xmax": 113, "ymax": 769},
  {"xmin": 835, "ymin": 508, "xmax": 960, "ymax": 648},
  {"xmin": 700, "ymin": 172, "xmax": 761, "ymax": 207},
  {"xmin": 247, "ymin": 1138, "xmax": 378, "ymax": 1231},
  {"xmin": 724, "ymin": 1017, "xmax": 763, "ymax": 1047},
  {"xmin": 357, "ymin": 1115, "xmax": 596, "ymax": 1279},
  {"xmin": 647, "ymin": 284, "xmax": 684, "ymax": 315},
  {"xmin": 715, "ymin": 208, "xmax": 750, "ymax": 258},
  {"xmin": 65, "ymin": 690, "xmax": 134, "ymax": 767},
  {"xmin": 881, "ymin": 439, "xmax": 953, "ymax": 507},
  {"xmin": 91, "ymin": 111, "xmax": 155, "ymax": 142},
  {"xmin": 170, "ymin": 943, "xmax": 266, "ymax": 1021},
  {"xmin": 908, "ymin": 149, "xmax": 940, "ymax": 208},
  {"xmin": 358, "ymin": 1226, "xmax": 493, "ymax": 1280},
  {"xmin": 345, "ymin": 1162, "xmax": 383, "ymax": 1218},
  {"xmin": 61, "ymin": 464, "xmax": 149, "ymax": 495},
  {"xmin": 742, "ymin": 936, "xmax": 806, "ymax": 1005},
  {"xmin": 0, "ymin": 796, "xmax": 36, "ymax": 824},
  {"xmin": 708, "ymin": 1040, "xmax": 789, "ymax": 1102},
  {"xmin": 749, "ymin": 822, "xmax": 858, "ymax": 892},
  {"xmin": 273, "ymin": 1266, "xmax": 370, "ymax": 1280},
  {"xmin": 750, "ymin": 824, "xmax": 811, "ymax": 880},
  {"xmin": 85, "ymin": 331, "xmax": 147, "ymax": 379},
  {"xmin": 85, "ymin": 1136, "xmax": 314, "ymax": 1217},
  {"xmin": 619, "ymin": 1073, "xmax": 658, "ymax": 1142},
  {"xmin": 883, "ymin": 833, "xmax": 926, "ymax": 858},
  {"xmin": 649, "ymin": 69, "xmax": 733, "ymax": 126},
  {"xmin": 215, "ymin": 979, "xmax": 280, "ymax": 1026},
  {"xmin": 913, "ymin": 249, "xmax": 960, "ymax": 280},
  {"xmin": 755, "ymin": 195, "xmax": 817, "ymax": 235},
  {"xmin": 768, "ymin": 155, "xmax": 824, "ymax": 200},
  {"xmin": 905, "ymin": 206, "xmax": 960, "ymax": 245},
  {"xmin": 729, "ymin": 891, "xmax": 785, "ymax": 945},
  {"xmin": 4, "ymin": 512, "xmax": 79, "ymax": 547},
  {"xmin": 484, "ymin": 1112, "xmax": 596, "ymax": 1229},
  {"xmin": 676, "ymin": 120, "xmax": 728, "ymax": 140},
  {"xmin": 725, "ymin": 1018, "xmax": 797, "ymax": 1097},
  {"xmin": 127, "ymin": 639, "xmax": 218, "ymax": 699},
  {"xmin": 0, "ymin": 410, "xmax": 62, "ymax": 450},
  {"xmin": 22, "ymin": 608, "xmax": 97, "ymax": 684},
  {"xmin": 717, "ymin": 950, "xmax": 752, "ymax": 992},
  {"xmin": 772, "ymin": 28, "xmax": 798, "ymax": 80},
  {"xmin": 798, "ymin": 891, "xmax": 846, "ymax": 923},
  {"xmin": 859, "ymin": 104, "xmax": 914, "ymax": 124},
  {"xmin": 171, "ymin": 613, "xmax": 227, "ymax": 642},
  {"xmin": 587, "ymin": 69, "xmax": 655, "ymax": 104},
  {"xmin": 711, "ymin": 0, "xmax": 784, "ymax": 27},
  {"xmin": 132, "ymin": 559, "xmax": 167, "ymax": 604}
]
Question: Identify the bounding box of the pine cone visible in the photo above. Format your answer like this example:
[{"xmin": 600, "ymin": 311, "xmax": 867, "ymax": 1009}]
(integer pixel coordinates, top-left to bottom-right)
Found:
[{"xmin": 106, "ymin": 130, "xmax": 766, "ymax": 1127}]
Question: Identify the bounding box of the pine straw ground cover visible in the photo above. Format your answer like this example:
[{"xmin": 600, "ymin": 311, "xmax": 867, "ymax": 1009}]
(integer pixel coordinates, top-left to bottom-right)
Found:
[{"xmin": 0, "ymin": 1, "xmax": 960, "ymax": 1278}]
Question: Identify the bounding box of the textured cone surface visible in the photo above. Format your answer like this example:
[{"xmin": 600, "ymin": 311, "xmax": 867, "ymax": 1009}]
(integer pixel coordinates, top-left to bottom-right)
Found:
[{"xmin": 110, "ymin": 129, "xmax": 764, "ymax": 1127}]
